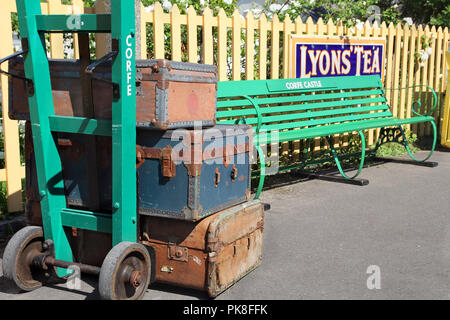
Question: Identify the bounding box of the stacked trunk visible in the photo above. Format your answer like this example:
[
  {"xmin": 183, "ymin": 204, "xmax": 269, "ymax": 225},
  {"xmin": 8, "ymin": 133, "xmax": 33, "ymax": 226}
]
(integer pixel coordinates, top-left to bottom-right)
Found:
[{"xmin": 12, "ymin": 57, "xmax": 264, "ymax": 297}]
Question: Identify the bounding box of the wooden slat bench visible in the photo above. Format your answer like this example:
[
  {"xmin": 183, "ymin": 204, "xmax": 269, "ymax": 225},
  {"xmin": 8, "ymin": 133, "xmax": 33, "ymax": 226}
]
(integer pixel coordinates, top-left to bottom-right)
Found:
[{"xmin": 216, "ymin": 75, "xmax": 438, "ymax": 198}]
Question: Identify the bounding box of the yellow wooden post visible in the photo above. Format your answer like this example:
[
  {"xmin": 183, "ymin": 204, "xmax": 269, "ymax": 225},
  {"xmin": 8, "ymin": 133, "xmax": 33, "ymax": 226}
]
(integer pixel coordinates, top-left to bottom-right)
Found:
[
  {"xmin": 217, "ymin": 8, "xmax": 228, "ymax": 81},
  {"xmin": 418, "ymin": 25, "xmax": 431, "ymax": 136},
  {"xmin": 170, "ymin": 4, "xmax": 182, "ymax": 62},
  {"xmin": 439, "ymin": 28, "xmax": 449, "ymax": 130},
  {"xmin": 433, "ymin": 27, "xmax": 444, "ymax": 130},
  {"xmin": 202, "ymin": 7, "xmax": 213, "ymax": 65},
  {"xmin": 47, "ymin": 0, "xmax": 65, "ymax": 59},
  {"xmin": 270, "ymin": 14, "xmax": 280, "ymax": 80},
  {"xmin": 281, "ymin": 15, "xmax": 293, "ymax": 156},
  {"xmin": 245, "ymin": 11, "xmax": 255, "ymax": 81},
  {"xmin": 291, "ymin": 16, "xmax": 305, "ymax": 159},
  {"xmin": 71, "ymin": 0, "xmax": 85, "ymax": 60},
  {"xmin": 0, "ymin": 0, "xmax": 24, "ymax": 213},
  {"xmin": 405, "ymin": 25, "xmax": 417, "ymax": 131},
  {"xmin": 282, "ymin": 15, "xmax": 293, "ymax": 79},
  {"xmin": 441, "ymin": 52, "xmax": 450, "ymax": 148},
  {"xmin": 258, "ymin": 14, "xmax": 268, "ymax": 80},
  {"xmin": 187, "ymin": 6, "xmax": 197, "ymax": 63},
  {"xmin": 398, "ymin": 24, "xmax": 409, "ymax": 120},
  {"xmin": 140, "ymin": 2, "xmax": 149, "ymax": 59},
  {"xmin": 391, "ymin": 23, "xmax": 402, "ymax": 118},
  {"xmin": 425, "ymin": 26, "xmax": 437, "ymax": 135},
  {"xmin": 153, "ymin": 2, "xmax": 166, "ymax": 59},
  {"xmin": 231, "ymin": 10, "xmax": 241, "ymax": 81},
  {"xmin": 95, "ymin": 0, "xmax": 111, "ymax": 58},
  {"xmin": 385, "ymin": 23, "xmax": 395, "ymax": 106}
]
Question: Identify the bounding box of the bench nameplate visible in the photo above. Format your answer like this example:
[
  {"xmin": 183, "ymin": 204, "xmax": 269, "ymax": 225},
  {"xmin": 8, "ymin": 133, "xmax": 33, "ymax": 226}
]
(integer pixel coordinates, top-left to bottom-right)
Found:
[{"xmin": 266, "ymin": 79, "xmax": 338, "ymax": 92}]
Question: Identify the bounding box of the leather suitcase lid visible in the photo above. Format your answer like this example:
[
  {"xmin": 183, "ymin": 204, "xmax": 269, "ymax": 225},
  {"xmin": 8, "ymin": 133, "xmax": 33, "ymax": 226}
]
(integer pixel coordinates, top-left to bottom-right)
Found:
[
  {"xmin": 143, "ymin": 200, "xmax": 264, "ymax": 251},
  {"xmin": 206, "ymin": 200, "xmax": 264, "ymax": 251},
  {"xmin": 136, "ymin": 59, "xmax": 217, "ymax": 74},
  {"xmin": 152, "ymin": 124, "xmax": 252, "ymax": 139}
]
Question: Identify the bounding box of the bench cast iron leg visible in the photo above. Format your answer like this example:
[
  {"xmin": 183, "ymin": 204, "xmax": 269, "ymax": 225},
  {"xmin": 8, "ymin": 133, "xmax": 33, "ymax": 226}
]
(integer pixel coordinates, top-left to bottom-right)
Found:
[
  {"xmin": 254, "ymin": 145, "xmax": 266, "ymax": 199},
  {"xmin": 373, "ymin": 124, "xmax": 438, "ymax": 167},
  {"xmin": 301, "ymin": 171, "xmax": 370, "ymax": 186},
  {"xmin": 301, "ymin": 131, "xmax": 369, "ymax": 186}
]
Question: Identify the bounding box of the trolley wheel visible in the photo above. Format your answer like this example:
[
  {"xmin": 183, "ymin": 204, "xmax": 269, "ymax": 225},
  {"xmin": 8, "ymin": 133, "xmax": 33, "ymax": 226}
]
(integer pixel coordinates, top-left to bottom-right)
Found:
[
  {"xmin": 98, "ymin": 241, "xmax": 151, "ymax": 300},
  {"xmin": 2, "ymin": 226, "xmax": 49, "ymax": 291}
]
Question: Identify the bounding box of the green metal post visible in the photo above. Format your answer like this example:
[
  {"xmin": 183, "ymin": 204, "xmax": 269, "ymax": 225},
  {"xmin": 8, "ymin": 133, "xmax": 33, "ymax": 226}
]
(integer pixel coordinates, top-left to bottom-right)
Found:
[
  {"xmin": 111, "ymin": 0, "xmax": 137, "ymax": 245},
  {"xmin": 16, "ymin": 0, "xmax": 73, "ymax": 276}
]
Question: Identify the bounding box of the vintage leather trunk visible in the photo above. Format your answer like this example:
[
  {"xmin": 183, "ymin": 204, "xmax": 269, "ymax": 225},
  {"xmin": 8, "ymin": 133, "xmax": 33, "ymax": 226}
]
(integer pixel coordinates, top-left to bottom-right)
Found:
[
  {"xmin": 141, "ymin": 199, "xmax": 264, "ymax": 297},
  {"xmin": 8, "ymin": 58, "xmax": 217, "ymax": 129},
  {"xmin": 135, "ymin": 124, "xmax": 252, "ymax": 221},
  {"xmin": 24, "ymin": 122, "xmax": 253, "ymax": 221}
]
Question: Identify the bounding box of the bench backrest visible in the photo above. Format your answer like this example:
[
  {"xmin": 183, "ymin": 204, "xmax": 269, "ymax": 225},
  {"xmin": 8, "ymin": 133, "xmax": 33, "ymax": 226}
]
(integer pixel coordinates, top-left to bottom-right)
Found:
[{"xmin": 216, "ymin": 75, "xmax": 391, "ymax": 133}]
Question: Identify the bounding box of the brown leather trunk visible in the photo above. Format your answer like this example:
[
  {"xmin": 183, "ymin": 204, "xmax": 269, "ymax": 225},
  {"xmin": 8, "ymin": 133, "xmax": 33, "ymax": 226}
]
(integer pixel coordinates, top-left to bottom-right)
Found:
[
  {"xmin": 141, "ymin": 200, "xmax": 264, "ymax": 297},
  {"xmin": 22, "ymin": 167, "xmax": 265, "ymax": 298},
  {"xmin": 9, "ymin": 58, "xmax": 217, "ymax": 129}
]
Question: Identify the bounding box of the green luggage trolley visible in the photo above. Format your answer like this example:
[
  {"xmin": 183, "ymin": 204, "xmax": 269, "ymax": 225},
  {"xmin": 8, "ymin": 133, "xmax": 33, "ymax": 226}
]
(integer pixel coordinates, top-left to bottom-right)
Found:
[{"xmin": 1, "ymin": 0, "xmax": 149, "ymax": 300}]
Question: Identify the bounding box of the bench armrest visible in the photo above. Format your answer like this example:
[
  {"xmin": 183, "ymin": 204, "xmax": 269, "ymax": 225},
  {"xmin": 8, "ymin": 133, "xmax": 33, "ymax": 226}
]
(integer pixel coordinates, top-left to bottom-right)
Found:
[
  {"xmin": 385, "ymin": 85, "xmax": 437, "ymax": 117},
  {"xmin": 240, "ymin": 95, "xmax": 263, "ymax": 134}
]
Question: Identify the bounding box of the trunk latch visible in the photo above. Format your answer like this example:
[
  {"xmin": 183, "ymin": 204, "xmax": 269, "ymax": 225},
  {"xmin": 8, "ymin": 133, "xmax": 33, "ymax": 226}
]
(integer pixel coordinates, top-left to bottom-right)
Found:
[
  {"xmin": 168, "ymin": 244, "xmax": 188, "ymax": 262},
  {"xmin": 136, "ymin": 145, "xmax": 176, "ymax": 179}
]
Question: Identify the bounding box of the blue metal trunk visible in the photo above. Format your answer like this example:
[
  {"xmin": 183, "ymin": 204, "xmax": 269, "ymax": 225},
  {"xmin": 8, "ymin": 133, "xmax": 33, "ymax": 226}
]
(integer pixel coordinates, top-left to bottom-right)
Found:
[{"xmin": 57, "ymin": 124, "xmax": 252, "ymax": 221}]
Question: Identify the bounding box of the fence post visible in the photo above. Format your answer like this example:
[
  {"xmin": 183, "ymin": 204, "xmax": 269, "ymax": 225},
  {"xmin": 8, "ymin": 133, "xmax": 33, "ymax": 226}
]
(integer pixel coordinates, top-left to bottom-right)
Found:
[
  {"xmin": 406, "ymin": 24, "xmax": 417, "ymax": 131},
  {"xmin": 441, "ymin": 51, "xmax": 450, "ymax": 148},
  {"xmin": 171, "ymin": 4, "xmax": 182, "ymax": 62},
  {"xmin": 270, "ymin": 14, "xmax": 280, "ymax": 80},
  {"xmin": 187, "ymin": 6, "xmax": 198, "ymax": 63},
  {"xmin": 258, "ymin": 14, "xmax": 268, "ymax": 80},
  {"xmin": 47, "ymin": 0, "xmax": 65, "ymax": 58},
  {"xmin": 95, "ymin": 0, "xmax": 111, "ymax": 58},
  {"xmin": 217, "ymin": 8, "xmax": 228, "ymax": 81},
  {"xmin": 245, "ymin": 11, "xmax": 255, "ymax": 81},
  {"xmin": 0, "ymin": 1, "xmax": 23, "ymax": 213},
  {"xmin": 153, "ymin": 2, "xmax": 165, "ymax": 59},
  {"xmin": 202, "ymin": 7, "xmax": 213, "ymax": 65}
]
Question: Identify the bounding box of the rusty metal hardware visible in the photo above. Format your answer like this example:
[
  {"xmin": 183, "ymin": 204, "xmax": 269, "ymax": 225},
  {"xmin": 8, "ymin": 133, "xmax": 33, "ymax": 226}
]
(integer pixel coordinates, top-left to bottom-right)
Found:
[
  {"xmin": 151, "ymin": 63, "xmax": 160, "ymax": 73},
  {"xmin": 231, "ymin": 164, "xmax": 238, "ymax": 182},
  {"xmin": 214, "ymin": 168, "xmax": 221, "ymax": 187},
  {"xmin": 130, "ymin": 271, "xmax": 143, "ymax": 288},
  {"xmin": 85, "ymin": 51, "xmax": 120, "ymax": 99},
  {"xmin": 57, "ymin": 138, "xmax": 73, "ymax": 147},
  {"xmin": 160, "ymin": 266, "xmax": 174, "ymax": 273},
  {"xmin": 161, "ymin": 146, "xmax": 176, "ymax": 178},
  {"xmin": 136, "ymin": 145, "xmax": 176, "ymax": 178},
  {"xmin": 168, "ymin": 244, "xmax": 188, "ymax": 262},
  {"xmin": 32, "ymin": 255, "xmax": 101, "ymax": 275},
  {"xmin": 136, "ymin": 145, "xmax": 146, "ymax": 169},
  {"xmin": 0, "ymin": 50, "xmax": 34, "ymax": 96}
]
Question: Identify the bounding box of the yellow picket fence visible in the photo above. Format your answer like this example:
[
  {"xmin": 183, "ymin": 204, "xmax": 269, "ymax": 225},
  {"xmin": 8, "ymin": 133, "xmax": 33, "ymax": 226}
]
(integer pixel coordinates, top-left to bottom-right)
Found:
[{"xmin": 0, "ymin": 0, "xmax": 449, "ymax": 213}]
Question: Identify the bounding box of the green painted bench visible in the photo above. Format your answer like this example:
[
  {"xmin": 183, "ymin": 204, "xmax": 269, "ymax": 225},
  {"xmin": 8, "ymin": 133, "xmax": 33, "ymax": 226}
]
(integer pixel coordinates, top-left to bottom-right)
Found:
[{"xmin": 216, "ymin": 75, "xmax": 438, "ymax": 198}]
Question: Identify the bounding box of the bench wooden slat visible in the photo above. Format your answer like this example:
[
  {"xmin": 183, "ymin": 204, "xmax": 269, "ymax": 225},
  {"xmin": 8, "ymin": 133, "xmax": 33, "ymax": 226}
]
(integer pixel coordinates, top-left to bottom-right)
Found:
[
  {"xmin": 216, "ymin": 97, "xmax": 388, "ymax": 118},
  {"xmin": 217, "ymin": 89, "xmax": 385, "ymax": 108},
  {"xmin": 261, "ymin": 105, "xmax": 390, "ymax": 123},
  {"xmin": 219, "ymin": 110, "xmax": 394, "ymax": 130},
  {"xmin": 258, "ymin": 115, "xmax": 434, "ymax": 143}
]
